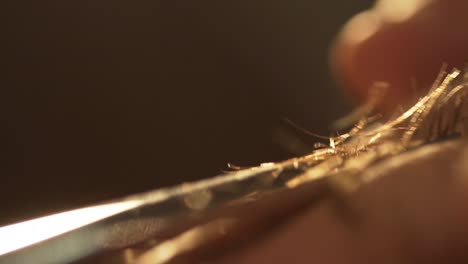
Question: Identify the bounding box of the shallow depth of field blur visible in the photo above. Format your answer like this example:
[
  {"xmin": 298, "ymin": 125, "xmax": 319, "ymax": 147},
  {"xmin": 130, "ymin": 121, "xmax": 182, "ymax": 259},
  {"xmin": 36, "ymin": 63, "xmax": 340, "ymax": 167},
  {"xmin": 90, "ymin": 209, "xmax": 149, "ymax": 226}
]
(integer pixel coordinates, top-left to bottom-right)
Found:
[{"xmin": 1, "ymin": 0, "xmax": 373, "ymax": 224}]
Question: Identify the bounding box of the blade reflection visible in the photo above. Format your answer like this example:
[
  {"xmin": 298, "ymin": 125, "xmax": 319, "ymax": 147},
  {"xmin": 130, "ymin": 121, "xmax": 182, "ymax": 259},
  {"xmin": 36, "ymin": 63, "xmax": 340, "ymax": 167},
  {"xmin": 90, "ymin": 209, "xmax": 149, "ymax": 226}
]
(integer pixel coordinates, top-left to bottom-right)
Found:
[{"xmin": 0, "ymin": 200, "xmax": 142, "ymax": 256}]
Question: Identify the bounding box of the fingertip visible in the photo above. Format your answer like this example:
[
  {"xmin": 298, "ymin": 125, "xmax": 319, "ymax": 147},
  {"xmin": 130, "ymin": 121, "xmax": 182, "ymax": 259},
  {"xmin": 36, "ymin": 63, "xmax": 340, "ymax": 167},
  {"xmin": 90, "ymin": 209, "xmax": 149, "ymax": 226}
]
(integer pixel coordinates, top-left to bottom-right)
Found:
[{"xmin": 331, "ymin": 0, "xmax": 468, "ymax": 112}]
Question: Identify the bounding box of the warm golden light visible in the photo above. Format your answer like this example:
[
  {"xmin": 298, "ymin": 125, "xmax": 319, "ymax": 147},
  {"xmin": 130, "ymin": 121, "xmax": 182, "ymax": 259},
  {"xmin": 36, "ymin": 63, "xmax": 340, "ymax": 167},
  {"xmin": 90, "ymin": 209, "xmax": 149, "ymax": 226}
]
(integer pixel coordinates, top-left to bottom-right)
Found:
[
  {"xmin": 341, "ymin": 0, "xmax": 433, "ymax": 46},
  {"xmin": 375, "ymin": 0, "xmax": 432, "ymax": 23},
  {"xmin": 341, "ymin": 11, "xmax": 381, "ymax": 45},
  {"xmin": 0, "ymin": 200, "xmax": 142, "ymax": 256},
  {"xmin": 136, "ymin": 219, "xmax": 235, "ymax": 264}
]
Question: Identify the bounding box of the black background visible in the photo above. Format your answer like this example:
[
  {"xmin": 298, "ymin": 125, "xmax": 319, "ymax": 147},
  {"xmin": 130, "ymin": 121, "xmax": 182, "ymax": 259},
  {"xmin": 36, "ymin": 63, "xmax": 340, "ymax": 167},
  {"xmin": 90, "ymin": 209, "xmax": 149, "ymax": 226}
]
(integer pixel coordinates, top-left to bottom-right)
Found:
[{"xmin": 1, "ymin": 0, "xmax": 372, "ymax": 224}]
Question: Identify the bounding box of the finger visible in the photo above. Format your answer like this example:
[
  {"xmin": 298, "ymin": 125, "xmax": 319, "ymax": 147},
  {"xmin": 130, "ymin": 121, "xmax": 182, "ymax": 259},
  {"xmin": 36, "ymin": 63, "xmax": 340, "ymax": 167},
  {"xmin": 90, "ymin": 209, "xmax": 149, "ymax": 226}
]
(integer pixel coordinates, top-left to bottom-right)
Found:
[{"xmin": 331, "ymin": 0, "xmax": 468, "ymax": 112}]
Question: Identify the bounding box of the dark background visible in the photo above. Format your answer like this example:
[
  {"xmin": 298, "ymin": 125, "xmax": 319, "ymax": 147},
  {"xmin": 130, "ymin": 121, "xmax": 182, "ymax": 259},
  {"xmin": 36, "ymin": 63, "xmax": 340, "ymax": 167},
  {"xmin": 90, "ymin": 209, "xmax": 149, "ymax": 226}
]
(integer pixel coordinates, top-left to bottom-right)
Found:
[{"xmin": 1, "ymin": 0, "xmax": 372, "ymax": 225}]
